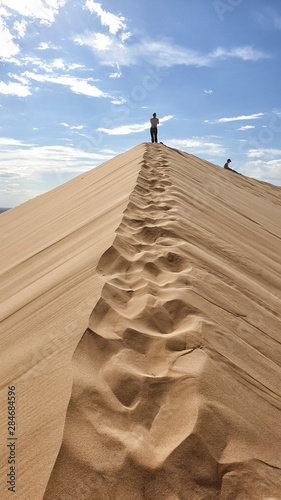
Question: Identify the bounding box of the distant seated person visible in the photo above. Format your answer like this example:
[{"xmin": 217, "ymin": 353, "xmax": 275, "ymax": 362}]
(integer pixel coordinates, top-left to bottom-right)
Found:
[
  {"xmin": 150, "ymin": 112, "xmax": 159, "ymax": 143},
  {"xmin": 224, "ymin": 158, "xmax": 232, "ymax": 169}
]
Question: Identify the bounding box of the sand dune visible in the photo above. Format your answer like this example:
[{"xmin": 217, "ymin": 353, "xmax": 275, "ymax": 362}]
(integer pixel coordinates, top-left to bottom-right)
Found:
[
  {"xmin": 1, "ymin": 143, "xmax": 281, "ymax": 499},
  {"xmin": 0, "ymin": 146, "xmax": 142, "ymax": 499}
]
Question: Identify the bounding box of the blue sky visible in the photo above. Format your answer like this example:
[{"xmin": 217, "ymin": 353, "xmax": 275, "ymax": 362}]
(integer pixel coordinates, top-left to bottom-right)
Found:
[{"xmin": 0, "ymin": 0, "xmax": 281, "ymax": 207}]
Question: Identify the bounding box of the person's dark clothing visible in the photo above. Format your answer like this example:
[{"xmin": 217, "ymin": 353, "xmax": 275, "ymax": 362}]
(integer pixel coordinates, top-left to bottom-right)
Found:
[{"xmin": 150, "ymin": 127, "xmax": 158, "ymax": 143}]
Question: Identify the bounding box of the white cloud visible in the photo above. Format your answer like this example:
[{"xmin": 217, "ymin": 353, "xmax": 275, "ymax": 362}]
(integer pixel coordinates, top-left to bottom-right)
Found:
[
  {"xmin": 0, "ymin": 139, "xmax": 116, "ymax": 205},
  {"xmin": 60, "ymin": 123, "xmax": 84, "ymax": 130},
  {"xmin": 51, "ymin": 58, "xmax": 65, "ymax": 70},
  {"xmin": 75, "ymin": 32, "xmax": 112, "ymax": 51},
  {"xmin": 238, "ymin": 125, "xmax": 255, "ymax": 130},
  {"xmin": 210, "ymin": 46, "xmax": 268, "ymax": 62},
  {"xmin": 247, "ymin": 148, "xmax": 281, "ymax": 158},
  {"xmin": 0, "ymin": 17, "xmax": 20, "ymax": 59},
  {"xmin": 85, "ymin": 0, "xmax": 126, "ymax": 34},
  {"xmin": 0, "ymin": 140, "xmax": 114, "ymax": 181},
  {"xmin": 109, "ymin": 70, "xmax": 121, "ymax": 79},
  {"xmin": 161, "ymin": 115, "xmax": 174, "ymax": 123},
  {"xmin": 242, "ymin": 159, "xmax": 281, "ymax": 184},
  {"xmin": 0, "ymin": 137, "xmax": 33, "ymax": 146},
  {"xmin": 98, "ymin": 115, "xmax": 174, "ymax": 135},
  {"xmin": 64, "ymin": 78, "xmax": 106, "ymax": 97},
  {"xmin": 13, "ymin": 19, "xmax": 27, "ymax": 38},
  {"xmin": 0, "ymin": 0, "xmax": 66, "ymax": 25},
  {"xmin": 15, "ymin": 56, "xmax": 85, "ymax": 73},
  {"xmin": 204, "ymin": 89, "xmax": 213, "ymax": 94},
  {"xmin": 120, "ymin": 31, "xmax": 132, "ymax": 42},
  {"xmin": 75, "ymin": 36, "xmax": 210, "ymax": 67},
  {"xmin": 109, "ymin": 62, "xmax": 122, "ymax": 78},
  {"xmin": 9, "ymin": 73, "xmax": 30, "ymax": 85},
  {"xmin": 205, "ymin": 113, "xmax": 264, "ymax": 124},
  {"xmin": 98, "ymin": 121, "xmax": 150, "ymax": 136},
  {"xmin": 0, "ymin": 6, "xmax": 11, "ymax": 17},
  {"xmin": 36, "ymin": 41, "xmax": 59, "ymax": 50},
  {"xmin": 110, "ymin": 97, "xmax": 126, "ymax": 105},
  {"xmin": 75, "ymin": 31, "xmax": 268, "ymax": 69},
  {"xmin": 0, "ymin": 80, "xmax": 31, "ymax": 96},
  {"xmin": 20, "ymin": 56, "xmax": 60, "ymax": 72},
  {"xmin": 166, "ymin": 137, "xmax": 225, "ymax": 156},
  {"xmin": 22, "ymin": 70, "xmax": 110, "ymax": 98}
]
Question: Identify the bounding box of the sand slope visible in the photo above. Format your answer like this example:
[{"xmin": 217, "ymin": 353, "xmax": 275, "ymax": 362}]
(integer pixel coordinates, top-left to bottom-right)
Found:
[
  {"xmin": 43, "ymin": 144, "xmax": 281, "ymax": 499},
  {"xmin": 1, "ymin": 143, "xmax": 281, "ymax": 499},
  {"xmin": 0, "ymin": 145, "xmax": 143, "ymax": 500}
]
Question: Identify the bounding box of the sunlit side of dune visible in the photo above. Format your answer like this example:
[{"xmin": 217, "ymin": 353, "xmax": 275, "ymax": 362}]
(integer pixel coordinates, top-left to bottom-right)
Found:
[{"xmin": 43, "ymin": 143, "xmax": 281, "ymax": 500}]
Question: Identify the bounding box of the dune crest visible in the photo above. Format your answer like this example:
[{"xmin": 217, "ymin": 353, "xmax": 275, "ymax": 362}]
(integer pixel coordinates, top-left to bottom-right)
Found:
[{"xmin": 44, "ymin": 144, "xmax": 281, "ymax": 500}]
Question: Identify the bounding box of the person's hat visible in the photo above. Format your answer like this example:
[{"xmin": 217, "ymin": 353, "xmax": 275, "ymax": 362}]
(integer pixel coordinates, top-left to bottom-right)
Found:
[{"xmin": 227, "ymin": 159, "xmax": 231, "ymax": 162}]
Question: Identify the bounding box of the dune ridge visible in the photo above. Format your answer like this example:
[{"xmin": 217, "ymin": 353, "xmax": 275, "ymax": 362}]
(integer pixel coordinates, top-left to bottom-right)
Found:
[{"xmin": 44, "ymin": 144, "xmax": 281, "ymax": 500}]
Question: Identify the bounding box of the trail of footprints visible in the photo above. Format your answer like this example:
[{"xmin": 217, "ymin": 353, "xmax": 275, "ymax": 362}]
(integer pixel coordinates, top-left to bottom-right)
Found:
[{"xmin": 87, "ymin": 144, "xmax": 204, "ymax": 413}]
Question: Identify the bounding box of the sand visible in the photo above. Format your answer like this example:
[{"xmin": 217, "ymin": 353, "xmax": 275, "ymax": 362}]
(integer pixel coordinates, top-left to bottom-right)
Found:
[{"xmin": 1, "ymin": 143, "xmax": 281, "ymax": 499}]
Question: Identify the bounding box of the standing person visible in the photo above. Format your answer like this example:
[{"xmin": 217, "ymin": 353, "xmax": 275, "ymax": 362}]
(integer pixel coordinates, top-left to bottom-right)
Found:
[
  {"xmin": 224, "ymin": 159, "xmax": 232, "ymax": 169},
  {"xmin": 150, "ymin": 112, "xmax": 159, "ymax": 143}
]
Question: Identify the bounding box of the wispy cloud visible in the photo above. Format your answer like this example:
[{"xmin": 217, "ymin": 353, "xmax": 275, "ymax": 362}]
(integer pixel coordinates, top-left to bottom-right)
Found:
[
  {"xmin": 110, "ymin": 97, "xmax": 126, "ymax": 105},
  {"xmin": 36, "ymin": 42, "xmax": 60, "ymax": 50},
  {"xmin": 238, "ymin": 125, "xmax": 255, "ymax": 130},
  {"xmin": 0, "ymin": 0, "xmax": 66, "ymax": 69},
  {"xmin": 0, "ymin": 17, "xmax": 20, "ymax": 59},
  {"xmin": 98, "ymin": 121, "xmax": 150, "ymax": 136},
  {"xmin": 166, "ymin": 137, "xmax": 225, "ymax": 156},
  {"xmin": 75, "ymin": 31, "xmax": 268, "ymax": 69},
  {"xmin": 0, "ymin": 80, "xmax": 31, "ymax": 96},
  {"xmin": 0, "ymin": 138, "xmax": 115, "ymax": 205},
  {"xmin": 205, "ymin": 113, "xmax": 264, "ymax": 124},
  {"xmin": 60, "ymin": 123, "xmax": 84, "ymax": 130},
  {"xmin": 21, "ymin": 70, "xmax": 109, "ymax": 98},
  {"xmin": 0, "ymin": 137, "xmax": 33, "ymax": 146},
  {"xmin": 210, "ymin": 46, "xmax": 267, "ymax": 62},
  {"xmin": 0, "ymin": 0, "xmax": 66, "ymax": 25},
  {"xmin": 75, "ymin": 32, "xmax": 112, "ymax": 51},
  {"xmin": 10, "ymin": 56, "xmax": 85, "ymax": 72},
  {"xmin": 84, "ymin": 0, "xmax": 127, "ymax": 35},
  {"xmin": 242, "ymin": 159, "xmax": 281, "ymax": 184},
  {"xmin": 247, "ymin": 148, "xmax": 281, "ymax": 158},
  {"xmin": 98, "ymin": 115, "xmax": 174, "ymax": 135},
  {"xmin": 0, "ymin": 139, "xmax": 114, "ymax": 180},
  {"xmin": 13, "ymin": 19, "xmax": 27, "ymax": 38},
  {"xmin": 109, "ymin": 62, "xmax": 122, "ymax": 78}
]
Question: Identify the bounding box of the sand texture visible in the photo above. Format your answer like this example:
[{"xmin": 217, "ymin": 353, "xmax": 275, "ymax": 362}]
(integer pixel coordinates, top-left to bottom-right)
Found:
[
  {"xmin": 1, "ymin": 143, "xmax": 281, "ymax": 499},
  {"xmin": 0, "ymin": 145, "xmax": 142, "ymax": 499}
]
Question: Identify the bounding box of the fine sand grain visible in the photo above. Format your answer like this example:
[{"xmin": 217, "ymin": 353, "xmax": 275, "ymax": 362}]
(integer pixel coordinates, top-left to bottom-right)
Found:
[{"xmin": 1, "ymin": 143, "xmax": 281, "ymax": 499}]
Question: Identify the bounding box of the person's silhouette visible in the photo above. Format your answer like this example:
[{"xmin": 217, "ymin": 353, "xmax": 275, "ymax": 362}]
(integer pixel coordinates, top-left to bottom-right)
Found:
[
  {"xmin": 150, "ymin": 112, "xmax": 159, "ymax": 143},
  {"xmin": 224, "ymin": 159, "xmax": 232, "ymax": 169}
]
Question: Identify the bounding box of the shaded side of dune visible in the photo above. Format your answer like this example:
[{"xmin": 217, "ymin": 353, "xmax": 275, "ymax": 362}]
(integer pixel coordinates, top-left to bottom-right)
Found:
[
  {"xmin": 44, "ymin": 143, "xmax": 281, "ymax": 500},
  {"xmin": 0, "ymin": 145, "xmax": 143, "ymax": 500}
]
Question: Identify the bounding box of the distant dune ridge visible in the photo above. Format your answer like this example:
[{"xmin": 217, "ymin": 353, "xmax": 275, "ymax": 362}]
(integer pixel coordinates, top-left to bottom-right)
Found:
[{"xmin": 1, "ymin": 144, "xmax": 281, "ymax": 500}]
